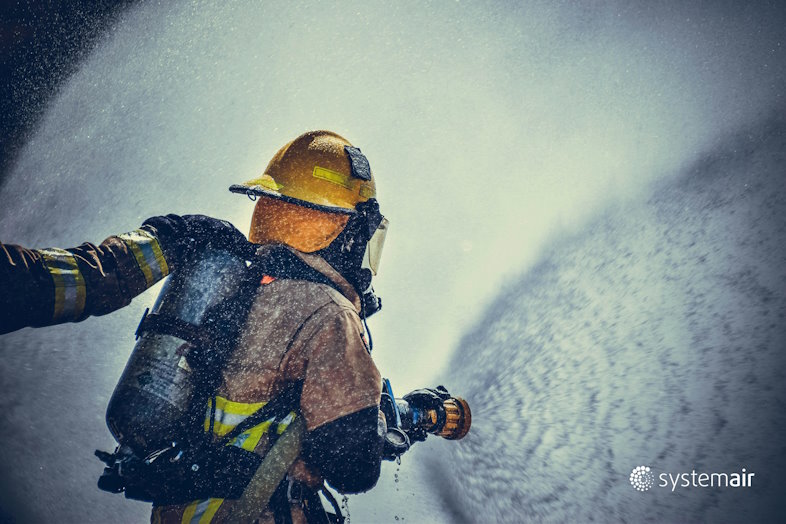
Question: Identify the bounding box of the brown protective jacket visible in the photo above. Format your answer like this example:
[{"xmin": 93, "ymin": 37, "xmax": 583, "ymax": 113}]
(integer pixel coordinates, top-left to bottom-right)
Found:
[
  {"xmin": 152, "ymin": 245, "xmax": 382, "ymax": 523},
  {"xmin": 0, "ymin": 229, "xmax": 382, "ymax": 523}
]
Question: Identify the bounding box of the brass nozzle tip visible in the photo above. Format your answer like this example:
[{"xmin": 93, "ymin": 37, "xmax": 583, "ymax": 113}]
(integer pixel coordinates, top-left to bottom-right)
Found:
[{"xmin": 438, "ymin": 397, "xmax": 472, "ymax": 440}]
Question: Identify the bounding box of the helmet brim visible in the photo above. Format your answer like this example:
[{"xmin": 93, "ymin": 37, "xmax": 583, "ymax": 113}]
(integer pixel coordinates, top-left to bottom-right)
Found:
[{"xmin": 229, "ymin": 184, "xmax": 356, "ymax": 215}]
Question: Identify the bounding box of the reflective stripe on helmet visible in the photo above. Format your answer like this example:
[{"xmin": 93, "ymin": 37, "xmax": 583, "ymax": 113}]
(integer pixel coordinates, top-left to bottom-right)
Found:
[
  {"xmin": 313, "ymin": 165, "xmax": 353, "ymax": 189},
  {"xmin": 117, "ymin": 229, "xmax": 170, "ymax": 287},
  {"xmin": 40, "ymin": 248, "xmax": 86, "ymax": 322}
]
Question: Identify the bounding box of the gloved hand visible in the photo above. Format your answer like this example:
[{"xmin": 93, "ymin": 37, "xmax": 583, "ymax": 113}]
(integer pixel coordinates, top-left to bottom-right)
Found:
[
  {"xmin": 403, "ymin": 385, "xmax": 451, "ymax": 411},
  {"xmin": 142, "ymin": 214, "xmax": 254, "ymax": 270},
  {"xmin": 402, "ymin": 386, "xmax": 451, "ymax": 442}
]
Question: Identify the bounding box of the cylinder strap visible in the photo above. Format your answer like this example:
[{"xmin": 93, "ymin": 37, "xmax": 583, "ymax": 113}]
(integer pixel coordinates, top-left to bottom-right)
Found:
[
  {"xmin": 229, "ymin": 415, "xmax": 305, "ymax": 522},
  {"xmin": 137, "ymin": 312, "xmax": 212, "ymax": 348}
]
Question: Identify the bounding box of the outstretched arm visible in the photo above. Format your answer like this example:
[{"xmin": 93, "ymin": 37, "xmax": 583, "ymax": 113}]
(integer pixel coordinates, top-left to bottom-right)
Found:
[
  {"xmin": 0, "ymin": 214, "xmax": 249, "ymax": 335},
  {"xmin": 0, "ymin": 228, "xmax": 168, "ymax": 334}
]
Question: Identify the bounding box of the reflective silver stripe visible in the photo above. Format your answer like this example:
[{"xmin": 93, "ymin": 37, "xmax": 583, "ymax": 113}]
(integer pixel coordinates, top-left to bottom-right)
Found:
[
  {"xmin": 117, "ymin": 229, "xmax": 169, "ymax": 287},
  {"xmin": 189, "ymin": 499, "xmax": 211, "ymax": 524},
  {"xmin": 209, "ymin": 407, "xmax": 290, "ymax": 433},
  {"xmin": 231, "ymin": 433, "xmax": 251, "ymax": 449},
  {"xmin": 39, "ymin": 248, "xmax": 86, "ymax": 322},
  {"xmin": 212, "ymin": 408, "xmax": 254, "ymax": 428},
  {"xmin": 137, "ymin": 233, "xmax": 165, "ymax": 281}
]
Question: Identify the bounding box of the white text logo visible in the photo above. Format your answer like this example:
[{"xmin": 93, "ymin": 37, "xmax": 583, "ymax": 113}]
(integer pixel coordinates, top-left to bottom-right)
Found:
[
  {"xmin": 659, "ymin": 469, "xmax": 754, "ymax": 492},
  {"xmin": 629, "ymin": 466, "xmax": 755, "ymax": 492}
]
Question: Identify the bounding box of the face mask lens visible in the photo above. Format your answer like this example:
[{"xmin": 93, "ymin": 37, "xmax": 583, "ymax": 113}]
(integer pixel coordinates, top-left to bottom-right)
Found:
[{"xmin": 364, "ymin": 217, "xmax": 389, "ymax": 275}]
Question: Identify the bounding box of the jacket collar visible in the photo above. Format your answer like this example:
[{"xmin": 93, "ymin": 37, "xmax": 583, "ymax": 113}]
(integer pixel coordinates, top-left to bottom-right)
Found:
[{"xmin": 255, "ymin": 244, "xmax": 362, "ymax": 313}]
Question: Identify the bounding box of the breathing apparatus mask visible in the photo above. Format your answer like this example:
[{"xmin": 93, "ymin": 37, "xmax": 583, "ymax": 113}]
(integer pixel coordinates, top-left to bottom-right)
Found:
[
  {"xmin": 340, "ymin": 144, "xmax": 388, "ymax": 279},
  {"xmin": 359, "ymin": 200, "xmax": 389, "ymax": 278},
  {"xmin": 318, "ymin": 196, "xmax": 387, "ymax": 319}
]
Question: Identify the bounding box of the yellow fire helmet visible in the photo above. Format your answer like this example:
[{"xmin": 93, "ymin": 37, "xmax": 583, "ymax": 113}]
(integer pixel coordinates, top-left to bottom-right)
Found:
[{"xmin": 230, "ymin": 130, "xmax": 388, "ymax": 274}]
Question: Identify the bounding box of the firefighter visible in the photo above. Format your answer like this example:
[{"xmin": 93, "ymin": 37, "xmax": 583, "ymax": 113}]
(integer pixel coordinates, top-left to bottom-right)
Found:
[
  {"xmin": 2, "ymin": 130, "xmax": 394, "ymax": 522},
  {"xmin": 151, "ymin": 130, "xmax": 391, "ymax": 523}
]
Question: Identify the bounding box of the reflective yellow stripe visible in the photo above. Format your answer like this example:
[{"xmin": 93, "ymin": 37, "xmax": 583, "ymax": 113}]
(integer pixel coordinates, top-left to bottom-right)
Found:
[
  {"xmin": 40, "ymin": 248, "xmax": 86, "ymax": 322},
  {"xmin": 181, "ymin": 497, "xmax": 225, "ymax": 524},
  {"xmin": 276, "ymin": 412, "xmax": 295, "ymax": 434},
  {"xmin": 211, "ymin": 418, "xmax": 272, "ymax": 438},
  {"xmin": 214, "ymin": 396, "xmax": 266, "ymax": 416},
  {"xmin": 199, "ymin": 498, "xmax": 224, "ymax": 523},
  {"xmin": 204, "ymin": 396, "xmax": 295, "ymax": 451},
  {"xmin": 219, "ymin": 420, "xmax": 270, "ymax": 451},
  {"xmin": 313, "ymin": 165, "xmax": 352, "ymax": 189},
  {"xmin": 118, "ymin": 229, "xmax": 170, "ymax": 288},
  {"xmin": 178, "ymin": 397, "xmax": 296, "ymax": 522},
  {"xmin": 181, "ymin": 500, "xmax": 198, "ymax": 524}
]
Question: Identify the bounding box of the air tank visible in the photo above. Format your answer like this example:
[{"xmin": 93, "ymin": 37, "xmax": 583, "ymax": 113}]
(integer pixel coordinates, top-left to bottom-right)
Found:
[{"xmin": 106, "ymin": 248, "xmax": 248, "ymax": 458}]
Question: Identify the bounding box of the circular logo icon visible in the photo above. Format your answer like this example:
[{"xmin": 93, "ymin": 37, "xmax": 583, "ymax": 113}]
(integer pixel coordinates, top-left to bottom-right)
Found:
[{"xmin": 630, "ymin": 466, "xmax": 654, "ymax": 491}]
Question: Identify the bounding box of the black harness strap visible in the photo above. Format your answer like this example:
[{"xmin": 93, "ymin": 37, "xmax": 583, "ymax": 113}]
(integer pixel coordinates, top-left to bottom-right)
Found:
[
  {"xmin": 137, "ymin": 312, "xmax": 212, "ymax": 347},
  {"xmin": 271, "ymin": 479, "xmax": 293, "ymax": 524},
  {"xmin": 319, "ymin": 488, "xmax": 345, "ymax": 524},
  {"xmin": 207, "ymin": 396, "xmax": 217, "ymax": 438}
]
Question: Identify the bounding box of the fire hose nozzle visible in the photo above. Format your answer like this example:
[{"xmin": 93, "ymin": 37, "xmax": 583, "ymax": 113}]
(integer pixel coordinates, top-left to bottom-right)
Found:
[
  {"xmin": 397, "ymin": 395, "xmax": 472, "ymax": 441},
  {"xmin": 380, "ymin": 380, "xmax": 471, "ymax": 460},
  {"xmin": 436, "ymin": 397, "xmax": 472, "ymax": 440}
]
